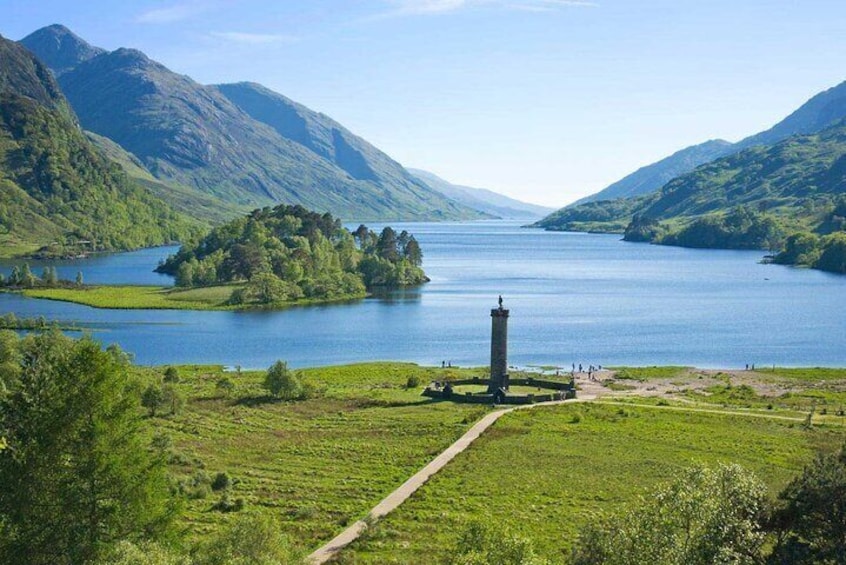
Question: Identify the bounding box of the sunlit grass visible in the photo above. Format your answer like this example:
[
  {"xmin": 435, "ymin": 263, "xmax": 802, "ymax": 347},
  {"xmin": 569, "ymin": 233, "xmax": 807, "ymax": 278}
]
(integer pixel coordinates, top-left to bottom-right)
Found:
[
  {"xmin": 344, "ymin": 402, "xmax": 846, "ymax": 563},
  {"xmin": 133, "ymin": 363, "xmax": 490, "ymax": 546}
]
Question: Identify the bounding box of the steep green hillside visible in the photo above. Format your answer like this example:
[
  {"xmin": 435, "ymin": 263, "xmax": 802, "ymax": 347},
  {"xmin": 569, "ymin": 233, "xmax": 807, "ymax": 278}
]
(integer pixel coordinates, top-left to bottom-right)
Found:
[
  {"xmin": 21, "ymin": 26, "xmax": 479, "ymax": 221},
  {"xmin": 85, "ymin": 131, "xmax": 245, "ymax": 225},
  {"xmin": 637, "ymin": 124, "xmax": 846, "ymax": 221},
  {"xmin": 540, "ymin": 123, "xmax": 846, "ymax": 236},
  {"xmin": 738, "ymin": 79, "xmax": 846, "ymax": 149},
  {"xmin": 0, "ymin": 35, "xmax": 198, "ymax": 257},
  {"xmin": 533, "ymin": 196, "xmax": 643, "ymax": 232}
]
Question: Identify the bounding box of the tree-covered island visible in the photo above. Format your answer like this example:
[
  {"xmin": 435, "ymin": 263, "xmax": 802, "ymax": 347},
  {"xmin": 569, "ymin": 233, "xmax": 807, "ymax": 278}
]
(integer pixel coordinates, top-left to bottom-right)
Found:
[{"xmin": 155, "ymin": 204, "xmax": 428, "ymax": 307}]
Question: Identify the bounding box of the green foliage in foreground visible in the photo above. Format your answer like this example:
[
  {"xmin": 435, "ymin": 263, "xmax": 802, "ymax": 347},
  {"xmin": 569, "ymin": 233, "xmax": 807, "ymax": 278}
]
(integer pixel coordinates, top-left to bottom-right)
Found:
[
  {"xmin": 446, "ymin": 521, "xmax": 550, "ymax": 565},
  {"xmin": 769, "ymin": 444, "xmax": 846, "ymax": 564},
  {"xmin": 572, "ymin": 464, "xmax": 767, "ymax": 565},
  {"xmin": 0, "ymin": 330, "xmax": 175, "ymax": 564},
  {"xmin": 156, "ymin": 204, "xmax": 426, "ymax": 306}
]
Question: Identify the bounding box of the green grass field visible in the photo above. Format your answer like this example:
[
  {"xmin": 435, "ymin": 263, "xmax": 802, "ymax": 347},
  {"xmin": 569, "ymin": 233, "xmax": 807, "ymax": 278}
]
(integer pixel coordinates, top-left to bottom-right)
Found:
[
  {"xmin": 22, "ymin": 285, "xmax": 235, "ymax": 309},
  {"xmin": 0, "ymin": 235, "xmax": 39, "ymax": 258},
  {"xmin": 123, "ymin": 362, "xmax": 846, "ymax": 561},
  {"xmin": 21, "ymin": 284, "xmax": 366, "ymax": 310},
  {"xmin": 343, "ymin": 401, "xmax": 845, "ymax": 563},
  {"xmin": 133, "ymin": 363, "xmax": 490, "ymax": 549}
]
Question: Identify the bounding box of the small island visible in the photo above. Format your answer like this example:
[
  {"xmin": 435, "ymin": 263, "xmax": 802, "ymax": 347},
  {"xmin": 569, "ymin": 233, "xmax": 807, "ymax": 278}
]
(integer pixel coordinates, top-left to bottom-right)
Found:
[{"xmin": 17, "ymin": 204, "xmax": 429, "ymax": 310}]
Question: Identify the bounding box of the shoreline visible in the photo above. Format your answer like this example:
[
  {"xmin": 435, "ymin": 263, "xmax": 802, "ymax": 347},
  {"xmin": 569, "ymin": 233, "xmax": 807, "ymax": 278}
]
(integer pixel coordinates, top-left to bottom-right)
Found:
[{"xmin": 15, "ymin": 285, "xmax": 368, "ymax": 311}]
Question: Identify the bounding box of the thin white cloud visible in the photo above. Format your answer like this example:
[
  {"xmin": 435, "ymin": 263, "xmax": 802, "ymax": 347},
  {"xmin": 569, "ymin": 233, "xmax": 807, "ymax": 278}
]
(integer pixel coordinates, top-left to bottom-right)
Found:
[
  {"xmin": 135, "ymin": 3, "xmax": 206, "ymax": 24},
  {"xmin": 383, "ymin": 0, "xmax": 596, "ymax": 17},
  {"xmin": 209, "ymin": 31, "xmax": 298, "ymax": 44}
]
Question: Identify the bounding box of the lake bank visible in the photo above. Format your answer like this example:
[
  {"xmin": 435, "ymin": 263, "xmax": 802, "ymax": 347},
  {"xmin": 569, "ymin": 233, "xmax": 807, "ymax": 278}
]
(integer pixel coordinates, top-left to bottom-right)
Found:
[{"xmin": 17, "ymin": 284, "xmax": 367, "ymax": 311}]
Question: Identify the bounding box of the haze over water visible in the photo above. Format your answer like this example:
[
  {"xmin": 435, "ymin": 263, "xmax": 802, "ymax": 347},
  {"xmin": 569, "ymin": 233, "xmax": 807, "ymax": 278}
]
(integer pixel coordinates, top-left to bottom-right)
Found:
[{"xmin": 1, "ymin": 221, "xmax": 843, "ymax": 369}]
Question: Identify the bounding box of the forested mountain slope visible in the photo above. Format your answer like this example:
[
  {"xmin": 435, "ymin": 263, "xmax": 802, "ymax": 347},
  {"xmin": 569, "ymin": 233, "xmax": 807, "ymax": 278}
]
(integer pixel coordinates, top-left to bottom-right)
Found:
[{"xmin": 0, "ymin": 34, "xmax": 198, "ymax": 257}]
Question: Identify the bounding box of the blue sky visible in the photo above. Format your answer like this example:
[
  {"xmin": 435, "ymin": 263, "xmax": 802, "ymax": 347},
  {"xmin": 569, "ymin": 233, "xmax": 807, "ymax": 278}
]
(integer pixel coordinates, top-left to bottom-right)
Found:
[{"xmin": 4, "ymin": 1, "xmax": 846, "ymax": 206}]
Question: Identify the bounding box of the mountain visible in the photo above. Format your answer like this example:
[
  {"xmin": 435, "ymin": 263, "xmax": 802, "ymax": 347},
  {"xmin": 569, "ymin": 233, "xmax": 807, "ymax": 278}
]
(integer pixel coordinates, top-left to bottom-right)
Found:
[
  {"xmin": 20, "ymin": 25, "xmax": 479, "ymax": 222},
  {"xmin": 571, "ymin": 139, "xmax": 734, "ymax": 206},
  {"xmin": 0, "ymin": 34, "xmax": 198, "ymax": 257},
  {"xmin": 619, "ymin": 122, "xmax": 846, "ymax": 272},
  {"xmin": 17, "ymin": 24, "xmax": 104, "ymax": 77},
  {"xmin": 635, "ymin": 122, "xmax": 846, "ymax": 223},
  {"xmin": 538, "ymin": 120, "xmax": 846, "ymax": 239},
  {"xmin": 539, "ymin": 78, "xmax": 846, "ymax": 233},
  {"xmin": 737, "ymin": 80, "xmax": 846, "ymax": 150},
  {"xmin": 0, "ymin": 33, "xmax": 67, "ymax": 111},
  {"xmin": 85, "ymin": 131, "xmax": 245, "ymax": 225},
  {"xmin": 555, "ymin": 79, "xmax": 846, "ymax": 217},
  {"xmin": 406, "ymin": 168, "xmax": 554, "ymax": 220}
]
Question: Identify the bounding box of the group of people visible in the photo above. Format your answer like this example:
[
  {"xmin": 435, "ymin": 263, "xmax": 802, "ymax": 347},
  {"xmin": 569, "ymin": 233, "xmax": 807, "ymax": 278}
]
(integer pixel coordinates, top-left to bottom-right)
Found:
[{"xmin": 572, "ymin": 363, "xmax": 603, "ymax": 381}]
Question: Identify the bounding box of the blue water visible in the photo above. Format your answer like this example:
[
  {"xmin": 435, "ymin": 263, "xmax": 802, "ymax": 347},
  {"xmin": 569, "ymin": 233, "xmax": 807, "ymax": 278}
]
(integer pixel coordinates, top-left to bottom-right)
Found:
[{"xmin": 1, "ymin": 221, "xmax": 843, "ymax": 369}]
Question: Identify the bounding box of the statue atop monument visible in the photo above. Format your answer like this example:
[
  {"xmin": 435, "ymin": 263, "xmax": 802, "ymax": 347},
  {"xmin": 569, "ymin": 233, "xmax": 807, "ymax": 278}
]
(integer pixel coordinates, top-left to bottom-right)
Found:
[{"xmin": 498, "ymin": 295, "xmax": 503, "ymax": 309}]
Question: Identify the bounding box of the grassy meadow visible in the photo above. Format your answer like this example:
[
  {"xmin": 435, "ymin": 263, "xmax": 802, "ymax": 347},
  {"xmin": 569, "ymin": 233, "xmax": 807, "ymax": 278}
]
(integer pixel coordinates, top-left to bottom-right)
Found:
[
  {"xmin": 21, "ymin": 284, "xmax": 366, "ymax": 310},
  {"xmin": 343, "ymin": 401, "xmax": 844, "ymax": 563},
  {"xmin": 132, "ymin": 363, "xmax": 490, "ymax": 550},
  {"xmin": 124, "ymin": 361, "xmax": 846, "ymax": 562}
]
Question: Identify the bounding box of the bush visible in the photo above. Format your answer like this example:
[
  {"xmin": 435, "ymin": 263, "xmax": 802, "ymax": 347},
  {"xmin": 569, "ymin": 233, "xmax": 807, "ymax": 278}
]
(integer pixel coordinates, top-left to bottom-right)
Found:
[
  {"xmin": 215, "ymin": 377, "xmax": 235, "ymax": 397},
  {"xmin": 263, "ymin": 360, "xmax": 307, "ymax": 400},
  {"xmin": 406, "ymin": 375, "xmax": 420, "ymax": 389},
  {"xmin": 571, "ymin": 464, "xmax": 767, "ymax": 565},
  {"xmin": 197, "ymin": 512, "xmax": 302, "ymax": 565},
  {"xmin": 163, "ymin": 366, "xmax": 179, "ymax": 383},
  {"xmin": 446, "ymin": 520, "xmax": 549, "ymax": 565},
  {"xmin": 211, "ymin": 491, "xmax": 245, "ymax": 513},
  {"xmin": 211, "ymin": 472, "xmax": 231, "ymax": 492}
]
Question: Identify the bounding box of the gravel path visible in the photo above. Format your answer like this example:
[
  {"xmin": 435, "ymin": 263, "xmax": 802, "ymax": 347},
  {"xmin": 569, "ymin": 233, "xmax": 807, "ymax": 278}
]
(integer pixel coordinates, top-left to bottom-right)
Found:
[{"xmin": 307, "ymin": 395, "xmax": 591, "ymax": 564}]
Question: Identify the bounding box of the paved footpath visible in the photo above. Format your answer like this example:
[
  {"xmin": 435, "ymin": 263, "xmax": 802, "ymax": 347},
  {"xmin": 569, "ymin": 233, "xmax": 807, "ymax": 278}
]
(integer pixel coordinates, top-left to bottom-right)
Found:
[{"xmin": 307, "ymin": 395, "xmax": 591, "ymax": 564}]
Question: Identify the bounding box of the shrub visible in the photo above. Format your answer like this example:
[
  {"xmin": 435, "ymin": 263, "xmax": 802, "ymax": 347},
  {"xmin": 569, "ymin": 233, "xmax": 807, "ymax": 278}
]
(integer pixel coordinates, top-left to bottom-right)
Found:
[
  {"xmin": 215, "ymin": 377, "xmax": 235, "ymax": 397},
  {"xmin": 197, "ymin": 512, "xmax": 302, "ymax": 564},
  {"xmin": 211, "ymin": 472, "xmax": 231, "ymax": 492},
  {"xmin": 163, "ymin": 366, "xmax": 179, "ymax": 383}
]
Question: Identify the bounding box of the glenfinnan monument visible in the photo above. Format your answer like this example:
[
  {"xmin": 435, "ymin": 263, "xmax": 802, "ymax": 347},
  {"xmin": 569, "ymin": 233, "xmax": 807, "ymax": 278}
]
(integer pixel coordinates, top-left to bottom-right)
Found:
[{"xmin": 488, "ymin": 295, "xmax": 509, "ymax": 393}]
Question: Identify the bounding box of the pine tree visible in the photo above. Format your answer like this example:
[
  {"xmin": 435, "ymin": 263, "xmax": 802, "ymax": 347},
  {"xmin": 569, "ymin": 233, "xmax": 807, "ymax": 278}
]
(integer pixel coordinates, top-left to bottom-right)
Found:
[{"xmin": 0, "ymin": 331, "xmax": 176, "ymax": 564}]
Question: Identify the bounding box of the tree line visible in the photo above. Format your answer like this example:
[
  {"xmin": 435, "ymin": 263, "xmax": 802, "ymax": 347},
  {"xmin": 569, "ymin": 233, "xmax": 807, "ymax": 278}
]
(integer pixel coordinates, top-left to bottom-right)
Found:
[
  {"xmin": 624, "ymin": 201, "xmax": 846, "ymax": 275},
  {"xmin": 0, "ymin": 263, "xmax": 83, "ymax": 288}
]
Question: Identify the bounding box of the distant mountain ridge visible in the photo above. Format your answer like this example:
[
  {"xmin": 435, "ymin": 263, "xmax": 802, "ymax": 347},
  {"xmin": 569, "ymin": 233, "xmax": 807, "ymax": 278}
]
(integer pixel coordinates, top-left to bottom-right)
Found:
[
  {"xmin": 19, "ymin": 25, "xmax": 480, "ymax": 222},
  {"xmin": 0, "ymin": 33, "xmax": 198, "ymax": 256},
  {"xmin": 407, "ymin": 168, "xmax": 554, "ymax": 220},
  {"xmin": 572, "ymin": 139, "xmax": 734, "ymax": 206},
  {"xmin": 557, "ymin": 78, "xmax": 846, "ymax": 216},
  {"xmin": 539, "ymin": 76, "xmax": 846, "ymax": 233},
  {"xmin": 737, "ymin": 80, "xmax": 846, "ymax": 150}
]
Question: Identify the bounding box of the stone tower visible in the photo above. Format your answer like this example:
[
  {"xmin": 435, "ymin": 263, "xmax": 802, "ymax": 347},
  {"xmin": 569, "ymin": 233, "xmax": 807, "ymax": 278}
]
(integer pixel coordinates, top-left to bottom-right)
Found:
[{"xmin": 488, "ymin": 296, "xmax": 509, "ymax": 393}]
